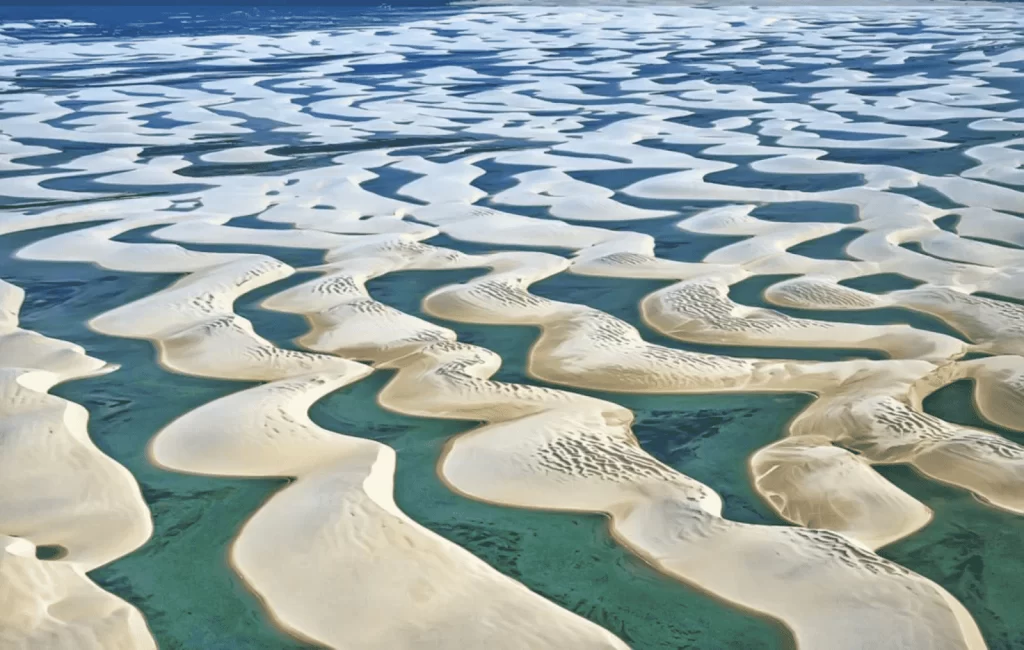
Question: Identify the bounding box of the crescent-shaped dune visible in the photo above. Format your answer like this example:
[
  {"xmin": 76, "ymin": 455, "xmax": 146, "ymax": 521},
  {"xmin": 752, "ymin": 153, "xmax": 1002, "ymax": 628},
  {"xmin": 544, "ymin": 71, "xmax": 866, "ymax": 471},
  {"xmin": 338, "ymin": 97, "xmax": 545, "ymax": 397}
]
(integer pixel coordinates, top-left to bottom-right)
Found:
[
  {"xmin": 376, "ymin": 340, "xmax": 984, "ymax": 650},
  {"xmin": 765, "ymin": 277, "xmax": 1024, "ymax": 356},
  {"xmin": 410, "ymin": 242, "xmax": 1024, "ymax": 525},
  {"xmin": 151, "ymin": 370, "xmax": 629, "ymax": 649},
  {"xmin": 260, "ymin": 239, "xmax": 989, "ymax": 648},
  {"xmin": 0, "ymin": 279, "xmax": 155, "ymax": 649},
  {"xmin": 24, "ymin": 233, "xmax": 631, "ymax": 648},
  {"xmin": 90, "ymin": 256, "xmax": 358, "ymax": 381},
  {"xmin": 3, "ymin": 5, "xmax": 1024, "ymax": 648}
]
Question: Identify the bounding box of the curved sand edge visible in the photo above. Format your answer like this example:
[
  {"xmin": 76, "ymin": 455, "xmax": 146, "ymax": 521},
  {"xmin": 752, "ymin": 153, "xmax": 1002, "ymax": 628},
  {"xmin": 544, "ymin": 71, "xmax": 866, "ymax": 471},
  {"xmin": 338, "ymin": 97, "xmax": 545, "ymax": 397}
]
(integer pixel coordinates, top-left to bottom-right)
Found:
[
  {"xmin": 0, "ymin": 279, "xmax": 155, "ymax": 649},
  {"xmin": 262, "ymin": 240, "xmax": 986, "ymax": 649},
  {"xmin": 380, "ymin": 340, "xmax": 984, "ymax": 650},
  {"xmin": 17, "ymin": 196, "xmax": 1020, "ymax": 648},
  {"xmin": 151, "ymin": 369, "xmax": 629, "ymax": 649},
  {"xmin": 23, "ymin": 238, "xmax": 631, "ymax": 649}
]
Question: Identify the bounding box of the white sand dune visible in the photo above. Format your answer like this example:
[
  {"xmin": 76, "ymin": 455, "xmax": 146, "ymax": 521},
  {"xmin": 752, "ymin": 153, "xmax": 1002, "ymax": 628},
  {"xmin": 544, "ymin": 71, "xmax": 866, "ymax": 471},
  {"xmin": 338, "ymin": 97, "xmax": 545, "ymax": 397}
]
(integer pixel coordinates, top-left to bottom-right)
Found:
[
  {"xmin": 149, "ymin": 219, "xmax": 354, "ymax": 250},
  {"xmin": 254, "ymin": 216, "xmax": 1021, "ymax": 549},
  {"xmin": 16, "ymin": 216, "xmax": 247, "ymax": 274},
  {"xmin": 0, "ymin": 280, "xmax": 154, "ymax": 649},
  {"xmin": 750, "ymin": 436, "xmax": 933, "ymax": 549},
  {"xmin": 642, "ymin": 276, "xmax": 966, "ymax": 362},
  {"xmin": 372, "ymin": 339, "xmax": 984, "ymax": 650},
  {"xmin": 957, "ymin": 357, "xmax": 1024, "ymax": 432},
  {"xmin": 5, "ymin": 4, "xmax": 1024, "ymax": 648},
  {"xmin": 416, "ymin": 246, "xmax": 1024, "ymax": 535},
  {"xmin": 788, "ymin": 359, "xmax": 1024, "ymax": 516},
  {"xmin": 765, "ymin": 276, "xmax": 1024, "ymax": 356},
  {"xmin": 32, "ymin": 234, "xmax": 629, "ymax": 647},
  {"xmin": 0, "ymin": 535, "xmax": 155, "ymax": 650},
  {"xmin": 911, "ymin": 355, "xmax": 1024, "ymax": 435},
  {"xmin": 90, "ymin": 256, "xmax": 356, "ymax": 380},
  {"xmin": 256, "ymin": 237, "xmax": 986, "ymax": 646},
  {"xmin": 152, "ymin": 370, "xmax": 628, "ymax": 650},
  {"xmin": 261, "ymin": 237, "xmax": 480, "ymax": 362}
]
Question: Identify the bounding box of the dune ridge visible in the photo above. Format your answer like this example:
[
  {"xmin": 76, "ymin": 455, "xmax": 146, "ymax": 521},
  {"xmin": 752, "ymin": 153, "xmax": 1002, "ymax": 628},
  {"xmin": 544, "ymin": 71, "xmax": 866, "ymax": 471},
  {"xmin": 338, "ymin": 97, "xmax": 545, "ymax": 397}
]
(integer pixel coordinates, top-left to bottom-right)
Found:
[
  {"xmin": 0, "ymin": 279, "xmax": 155, "ymax": 649},
  {"xmin": 260, "ymin": 237, "xmax": 990, "ymax": 649},
  {"xmin": 2, "ymin": 4, "xmax": 1024, "ymax": 647},
  {"xmin": 151, "ymin": 368, "xmax": 628, "ymax": 649},
  {"xmin": 11, "ymin": 161, "xmax": 1023, "ymax": 650},
  {"xmin": 15, "ymin": 231, "xmax": 630, "ymax": 648},
  {"xmin": 408, "ymin": 239, "xmax": 1024, "ymax": 528}
]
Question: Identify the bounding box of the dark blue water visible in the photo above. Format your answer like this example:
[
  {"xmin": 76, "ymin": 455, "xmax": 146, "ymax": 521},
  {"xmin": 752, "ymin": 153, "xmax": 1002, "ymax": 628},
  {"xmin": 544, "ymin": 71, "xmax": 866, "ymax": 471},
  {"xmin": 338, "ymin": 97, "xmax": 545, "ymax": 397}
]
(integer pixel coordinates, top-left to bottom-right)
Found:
[
  {"xmin": 1, "ymin": 4, "xmax": 456, "ymax": 42},
  {"xmin": 3, "ymin": 3, "xmax": 1024, "ymax": 649}
]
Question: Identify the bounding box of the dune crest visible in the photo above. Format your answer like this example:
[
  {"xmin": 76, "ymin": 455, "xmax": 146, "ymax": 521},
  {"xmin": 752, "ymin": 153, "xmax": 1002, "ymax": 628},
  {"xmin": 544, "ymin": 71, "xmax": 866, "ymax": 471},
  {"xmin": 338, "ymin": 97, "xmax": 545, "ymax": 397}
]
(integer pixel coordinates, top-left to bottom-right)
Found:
[
  {"xmin": 3, "ymin": 3, "xmax": 1024, "ymax": 647},
  {"xmin": 151, "ymin": 369, "xmax": 629, "ymax": 649},
  {"xmin": 0, "ymin": 280, "xmax": 155, "ymax": 649},
  {"xmin": 261, "ymin": 240, "xmax": 987, "ymax": 649},
  {"xmin": 20, "ymin": 236, "xmax": 630, "ymax": 648}
]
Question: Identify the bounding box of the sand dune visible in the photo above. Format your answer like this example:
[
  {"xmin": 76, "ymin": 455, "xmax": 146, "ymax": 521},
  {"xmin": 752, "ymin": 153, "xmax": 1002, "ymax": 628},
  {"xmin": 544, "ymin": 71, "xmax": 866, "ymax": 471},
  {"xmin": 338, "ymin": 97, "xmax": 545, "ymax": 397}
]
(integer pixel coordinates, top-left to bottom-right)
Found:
[
  {"xmin": 642, "ymin": 276, "xmax": 966, "ymax": 362},
  {"xmin": 152, "ymin": 370, "xmax": 628, "ymax": 649},
  {"xmin": 90, "ymin": 256, "xmax": 356, "ymax": 380},
  {"xmin": 255, "ymin": 241, "xmax": 985, "ymax": 647},
  {"xmin": 374, "ymin": 339, "xmax": 983, "ymax": 650},
  {"xmin": 789, "ymin": 359, "xmax": 1024, "ymax": 516},
  {"xmin": 912, "ymin": 355, "xmax": 1024, "ymax": 435},
  {"xmin": 34, "ymin": 238, "xmax": 631, "ymax": 647},
  {"xmin": 1, "ymin": 535, "xmax": 155, "ymax": 650},
  {"xmin": 750, "ymin": 436, "xmax": 933, "ymax": 549},
  {"xmin": 765, "ymin": 277, "xmax": 1024, "ymax": 356},
  {"xmin": 4, "ymin": 4, "xmax": 1024, "ymax": 648},
  {"xmin": 0, "ymin": 280, "xmax": 154, "ymax": 649},
  {"xmin": 416, "ymin": 247, "xmax": 1024, "ymax": 536}
]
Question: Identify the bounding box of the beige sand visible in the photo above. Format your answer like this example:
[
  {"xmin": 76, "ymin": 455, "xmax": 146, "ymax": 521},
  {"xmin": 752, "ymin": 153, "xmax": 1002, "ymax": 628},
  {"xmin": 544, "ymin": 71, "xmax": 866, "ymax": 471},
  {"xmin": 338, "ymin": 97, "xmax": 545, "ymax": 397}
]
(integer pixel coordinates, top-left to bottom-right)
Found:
[
  {"xmin": 256, "ymin": 243, "xmax": 987, "ymax": 648},
  {"xmin": 151, "ymin": 370, "xmax": 628, "ymax": 649},
  {"xmin": 0, "ymin": 280, "xmax": 154, "ymax": 649},
  {"xmin": 25, "ymin": 240, "xmax": 630, "ymax": 648}
]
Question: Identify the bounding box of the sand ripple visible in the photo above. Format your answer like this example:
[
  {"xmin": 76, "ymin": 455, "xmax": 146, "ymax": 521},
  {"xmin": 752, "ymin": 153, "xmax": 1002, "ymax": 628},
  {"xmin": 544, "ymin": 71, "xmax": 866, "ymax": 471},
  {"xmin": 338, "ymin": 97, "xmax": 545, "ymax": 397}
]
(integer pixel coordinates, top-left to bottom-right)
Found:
[
  {"xmin": 4, "ymin": 4, "xmax": 1024, "ymax": 647},
  {"xmin": 0, "ymin": 280, "xmax": 154, "ymax": 649}
]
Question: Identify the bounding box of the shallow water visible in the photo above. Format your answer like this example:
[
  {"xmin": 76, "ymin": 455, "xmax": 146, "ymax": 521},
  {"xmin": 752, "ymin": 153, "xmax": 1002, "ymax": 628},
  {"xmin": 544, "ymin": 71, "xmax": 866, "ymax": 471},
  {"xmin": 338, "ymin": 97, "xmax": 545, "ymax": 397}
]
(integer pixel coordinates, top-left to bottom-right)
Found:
[
  {"xmin": 313, "ymin": 373, "xmax": 795, "ymax": 650},
  {"xmin": 879, "ymin": 463, "xmax": 1024, "ymax": 650},
  {"xmin": 3, "ymin": 2, "xmax": 1024, "ymax": 648},
  {"xmin": 1, "ymin": 226, "xmax": 798, "ymax": 648},
  {"xmin": 0, "ymin": 229, "xmax": 316, "ymax": 650}
]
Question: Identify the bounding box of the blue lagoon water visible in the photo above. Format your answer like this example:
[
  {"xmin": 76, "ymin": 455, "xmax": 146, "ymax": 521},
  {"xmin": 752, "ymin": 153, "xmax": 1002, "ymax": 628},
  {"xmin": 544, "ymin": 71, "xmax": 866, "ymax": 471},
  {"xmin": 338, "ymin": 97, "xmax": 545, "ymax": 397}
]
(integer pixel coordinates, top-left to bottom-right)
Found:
[{"xmin": 2, "ymin": 2, "xmax": 1024, "ymax": 649}]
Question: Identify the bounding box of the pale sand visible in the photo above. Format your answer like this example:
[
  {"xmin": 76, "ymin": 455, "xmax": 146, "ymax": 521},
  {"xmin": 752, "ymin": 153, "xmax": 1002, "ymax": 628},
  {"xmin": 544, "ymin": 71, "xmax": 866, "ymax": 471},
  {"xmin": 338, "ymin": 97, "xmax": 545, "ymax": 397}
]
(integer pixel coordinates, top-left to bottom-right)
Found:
[
  {"xmin": 0, "ymin": 280, "xmax": 154, "ymax": 649},
  {"xmin": 259, "ymin": 241, "xmax": 986, "ymax": 647},
  {"xmin": 1, "ymin": 535, "xmax": 154, "ymax": 650},
  {"xmin": 12, "ymin": 181, "xmax": 1018, "ymax": 647},
  {"xmin": 765, "ymin": 276, "xmax": 1024, "ymax": 356},
  {"xmin": 21, "ymin": 237, "xmax": 631, "ymax": 648},
  {"xmin": 787, "ymin": 360, "xmax": 1024, "ymax": 516},
  {"xmin": 149, "ymin": 219, "xmax": 355, "ymax": 250},
  {"xmin": 3, "ymin": 7, "xmax": 1024, "ymax": 646},
  {"xmin": 14, "ymin": 214, "xmax": 250, "ymax": 274},
  {"xmin": 641, "ymin": 277, "xmax": 966, "ymax": 362},
  {"xmin": 417, "ymin": 249, "xmax": 1024, "ymax": 531},
  {"xmin": 90, "ymin": 256, "xmax": 357, "ymax": 380},
  {"xmin": 261, "ymin": 238, "xmax": 477, "ymax": 362},
  {"xmin": 151, "ymin": 370, "xmax": 629, "ymax": 649},
  {"xmin": 373, "ymin": 340, "xmax": 984, "ymax": 650},
  {"xmin": 956, "ymin": 357, "xmax": 1024, "ymax": 432},
  {"xmin": 750, "ymin": 436, "xmax": 933, "ymax": 550},
  {"xmin": 266, "ymin": 235, "xmax": 930, "ymax": 549},
  {"xmin": 910, "ymin": 356, "xmax": 1024, "ymax": 436}
]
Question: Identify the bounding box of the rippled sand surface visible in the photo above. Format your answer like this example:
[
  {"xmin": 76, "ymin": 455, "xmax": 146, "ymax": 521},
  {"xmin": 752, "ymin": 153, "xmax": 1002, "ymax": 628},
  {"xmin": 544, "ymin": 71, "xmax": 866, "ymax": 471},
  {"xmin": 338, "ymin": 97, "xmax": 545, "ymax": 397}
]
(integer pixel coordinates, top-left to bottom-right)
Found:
[{"xmin": 2, "ymin": 2, "xmax": 1024, "ymax": 648}]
